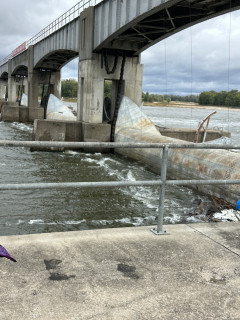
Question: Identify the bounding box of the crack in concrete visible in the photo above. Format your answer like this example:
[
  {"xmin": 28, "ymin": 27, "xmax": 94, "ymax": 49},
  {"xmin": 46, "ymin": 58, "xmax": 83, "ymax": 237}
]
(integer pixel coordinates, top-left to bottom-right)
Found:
[{"xmin": 186, "ymin": 224, "xmax": 240, "ymax": 259}]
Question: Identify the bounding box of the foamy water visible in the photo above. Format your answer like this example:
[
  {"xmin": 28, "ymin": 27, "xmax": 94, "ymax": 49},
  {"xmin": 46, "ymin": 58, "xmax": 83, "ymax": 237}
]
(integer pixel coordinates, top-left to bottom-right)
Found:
[{"xmin": 1, "ymin": 105, "xmax": 238, "ymax": 235}]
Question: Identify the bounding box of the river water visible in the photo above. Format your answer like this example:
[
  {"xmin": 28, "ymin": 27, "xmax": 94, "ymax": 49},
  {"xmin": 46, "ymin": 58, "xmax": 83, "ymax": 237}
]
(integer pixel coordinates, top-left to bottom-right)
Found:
[{"xmin": 0, "ymin": 105, "xmax": 239, "ymax": 236}]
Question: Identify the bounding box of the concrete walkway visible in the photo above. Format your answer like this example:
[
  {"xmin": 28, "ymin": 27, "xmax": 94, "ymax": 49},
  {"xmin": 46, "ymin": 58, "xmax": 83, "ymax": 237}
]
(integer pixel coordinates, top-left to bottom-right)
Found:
[{"xmin": 1, "ymin": 222, "xmax": 240, "ymax": 320}]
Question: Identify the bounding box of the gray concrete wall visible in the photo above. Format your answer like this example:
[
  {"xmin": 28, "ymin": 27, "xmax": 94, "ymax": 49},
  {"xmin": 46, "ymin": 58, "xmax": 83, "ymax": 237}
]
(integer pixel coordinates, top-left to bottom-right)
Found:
[
  {"xmin": 0, "ymin": 79, "xmax": 7, "ymax": 100},
  {"xmin": 8, "ymin": 60, "xmax": 17, "ymax": 102},
  {"xmin": 11, "ymin": 51, "xmax": 28, "ymax": 74},
  {"xmin": 1, "ymin": 105, "xmax": 44, "ymax": 123},
  {"xmin": 33, "ymin": 119, "xmax": 82, "ymax": 143},
  {"xmin": 33, "ymin": 19, "xmax": 79, "ymax": 67},
  {"xmin": 32, "ymin": 119, "xmax": 111, "ymax": 149},
  {"xmin": 28, "ymin": 107, "xmax": 44, "ymax": 123},
  {"xmin": 78, "ymin": 54, "xmax": 143, "ymax": 123},
  {"xmin": 1, "ymin": 105, "xmax": 20, "ymax": 122},
  {"xmin": 0, "ymin": 62, "xmax": 8, "ymax": 77}
]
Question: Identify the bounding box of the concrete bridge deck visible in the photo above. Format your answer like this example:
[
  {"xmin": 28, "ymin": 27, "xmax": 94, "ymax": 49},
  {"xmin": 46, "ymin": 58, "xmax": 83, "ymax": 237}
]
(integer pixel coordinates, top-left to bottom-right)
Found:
[{"xmin": 1, "ymin": 222, "xmax": 240, "ymax": 319}]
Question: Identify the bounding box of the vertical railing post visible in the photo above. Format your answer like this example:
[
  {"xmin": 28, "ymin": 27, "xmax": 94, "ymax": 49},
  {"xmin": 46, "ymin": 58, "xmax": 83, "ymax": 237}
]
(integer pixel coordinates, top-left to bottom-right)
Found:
[{"xmin": 151, "ymin": 146, "xmax": 169, "ymax": 235}]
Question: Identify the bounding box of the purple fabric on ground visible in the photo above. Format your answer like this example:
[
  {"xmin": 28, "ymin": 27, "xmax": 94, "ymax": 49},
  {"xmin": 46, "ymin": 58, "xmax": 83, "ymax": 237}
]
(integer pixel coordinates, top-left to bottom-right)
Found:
[{"xmin": 0, "ymin": 245, "xmax": 17, "ymax": 262}]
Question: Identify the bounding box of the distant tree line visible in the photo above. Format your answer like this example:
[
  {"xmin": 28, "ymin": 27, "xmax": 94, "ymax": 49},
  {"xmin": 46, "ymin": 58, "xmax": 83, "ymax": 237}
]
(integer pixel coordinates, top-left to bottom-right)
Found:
[
  {"xmin": 199, "ymin": 90, "xmax": 240, "ymax": 107},
  {"xmin": 61, "ymin": 79, "xmax": 78, "ymax": 98},
  {"xmin": 142, "ymin": 92, "xmax": 199, "ymax": 103},
  {"xmin": 61, "ymin": 80, "xmax": 240, "ymax": 108}
]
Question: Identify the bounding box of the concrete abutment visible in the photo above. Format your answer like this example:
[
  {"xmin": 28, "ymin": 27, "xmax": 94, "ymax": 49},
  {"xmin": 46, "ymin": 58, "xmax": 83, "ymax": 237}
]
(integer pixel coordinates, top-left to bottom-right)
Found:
[
  {"xmin": 77, "ymin": 6, "xmax": 143, "ymax": 142},
  {"xmin": 78, "ymin": 54, "xmax": 143, "ymax": 124},
  {"xmin": 32, "ymin": 119, "xmax": 111, "ymax": 151}
]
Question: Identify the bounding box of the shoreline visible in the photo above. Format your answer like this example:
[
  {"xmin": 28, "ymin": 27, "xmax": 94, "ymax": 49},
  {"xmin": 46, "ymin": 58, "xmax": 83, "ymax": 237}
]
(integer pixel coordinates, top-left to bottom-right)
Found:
[{"xmin": 143, "ymin": 103, "xmax": 240, "ymax": 111}]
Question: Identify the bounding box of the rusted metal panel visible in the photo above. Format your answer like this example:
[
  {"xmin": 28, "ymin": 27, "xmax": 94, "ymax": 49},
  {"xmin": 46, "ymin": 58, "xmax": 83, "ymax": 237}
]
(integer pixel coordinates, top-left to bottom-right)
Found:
[{"xmin": 12, "ymin": 42, "xmax": 26, "ymax": 58}]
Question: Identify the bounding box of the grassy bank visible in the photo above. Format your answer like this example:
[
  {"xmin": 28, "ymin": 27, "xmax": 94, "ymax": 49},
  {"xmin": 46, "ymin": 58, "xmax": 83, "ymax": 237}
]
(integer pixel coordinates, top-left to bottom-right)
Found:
[{"xmin": 62, "ymin": 97, "xmax": 77, "ymax": 103}]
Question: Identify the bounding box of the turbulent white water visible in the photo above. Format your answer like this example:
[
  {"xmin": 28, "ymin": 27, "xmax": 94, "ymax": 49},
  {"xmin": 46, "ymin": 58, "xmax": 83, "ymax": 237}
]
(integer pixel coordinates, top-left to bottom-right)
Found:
[{"xmin": 0, "ymin": 104, "xmax": 239, "ymax": 236}]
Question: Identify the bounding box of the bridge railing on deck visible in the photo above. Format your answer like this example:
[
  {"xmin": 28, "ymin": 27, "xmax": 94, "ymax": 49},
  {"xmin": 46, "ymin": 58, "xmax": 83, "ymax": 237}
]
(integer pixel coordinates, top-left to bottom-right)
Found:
[
  {"xmin": 0, "ymin": 0, "xmax": 103, "ymax": 66},
  {"xmin": 26, "ymin": 0, "xmax": 103, "ymax": 48},
  {"xmin": 0, "ymin": 140, "xmax": 240, "ymax": 235}
]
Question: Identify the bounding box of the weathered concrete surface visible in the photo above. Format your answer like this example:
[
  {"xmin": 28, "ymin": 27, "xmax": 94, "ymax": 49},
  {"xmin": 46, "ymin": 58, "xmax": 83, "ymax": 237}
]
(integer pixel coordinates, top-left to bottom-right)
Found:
[
  {"xmin": 115, "ymin": 97, "xmax": 240, "ymax": 205},
  {"xmin": 0, "ymin": 101, "xmax": 18, "ymax": 112},
  {"xmin": 78, "ymin": 54, "xmax": 143, "ymax": 123},
  {"xmin": 28, "ymin": 107, "xmax": 44, "ymax": 123},
  {"xmin": 82, "ymin": 122, "xmax": 111, "ymax": 142},
  {"xmin": 1, "ymin": 105, "xmax": 20, "ymax": 122},
  {"xmin": 158, "ymin": 127, "xmax": 231, "ymax": 143},
  {"xmin": 19, "ymin": 106, "xmax": 29, "ymax": 123},
  {"xmin": 1, "ymin": 105, "xmax": 44, "ymax": 123},
  {"xmin": 0, "ymin": 223, "xmax": 240, "ymax": 320},
  {"xmin": 33, "ymin": 119, "xmax": 82, "ymax": 143},
  {"xmin": 32, "ymin": 120, "xmax": 111, "ymax": 151}
]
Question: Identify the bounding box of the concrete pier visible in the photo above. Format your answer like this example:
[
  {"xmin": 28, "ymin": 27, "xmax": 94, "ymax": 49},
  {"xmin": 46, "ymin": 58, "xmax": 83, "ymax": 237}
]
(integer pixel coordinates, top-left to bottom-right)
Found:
[{"xmin": 1, "ymin": 222, "xmax": 240, "ymax": 319}]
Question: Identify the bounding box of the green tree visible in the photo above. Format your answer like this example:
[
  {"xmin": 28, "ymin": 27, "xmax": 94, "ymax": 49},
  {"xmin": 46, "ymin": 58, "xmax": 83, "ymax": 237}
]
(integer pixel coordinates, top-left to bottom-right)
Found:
[
  {"xmin": 104, "ymin": 81, "xmax": 112, "ymax": 99},
  {"xmin": 61, "ymin": 79, "xmax": 78, "ymax": 98}
]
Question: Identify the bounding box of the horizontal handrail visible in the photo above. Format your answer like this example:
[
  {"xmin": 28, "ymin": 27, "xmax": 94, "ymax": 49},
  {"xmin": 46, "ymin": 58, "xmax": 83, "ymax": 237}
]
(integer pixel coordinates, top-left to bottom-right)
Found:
[
  {"xmin": 0, "ymin": 140, "xmax": 240, "ymax": 149},
  {"xmin": 0, "ymin": 180, "xmax": 162, "ymax": 190},
  {"xmin": 25, "ymin": 0, "xmax": 102, "ymax": 48},
  {"xmin": 1, "ymin": 141, "xmax": 240, "ymax": 235},
  {"xmin": 0, "ymin": 54, "xmax": 12, "ymax": 66},
  {"xmin": 0, "ymin": 179, "xmax": 240, "ymax": 191}
]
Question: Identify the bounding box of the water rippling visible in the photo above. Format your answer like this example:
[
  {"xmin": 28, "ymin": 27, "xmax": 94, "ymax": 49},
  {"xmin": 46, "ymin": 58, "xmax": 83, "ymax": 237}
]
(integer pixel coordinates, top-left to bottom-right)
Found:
[{"xmin": 1, "ymin": 105, "xmax": 238, "ymax": 236}]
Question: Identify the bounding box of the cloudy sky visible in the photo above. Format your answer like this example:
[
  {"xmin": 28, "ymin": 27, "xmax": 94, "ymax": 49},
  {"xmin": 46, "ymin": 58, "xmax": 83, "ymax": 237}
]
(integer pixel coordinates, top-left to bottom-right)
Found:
[{"xmin": 0, "ymin": 0, "xmax": 239, "ymax": 96}]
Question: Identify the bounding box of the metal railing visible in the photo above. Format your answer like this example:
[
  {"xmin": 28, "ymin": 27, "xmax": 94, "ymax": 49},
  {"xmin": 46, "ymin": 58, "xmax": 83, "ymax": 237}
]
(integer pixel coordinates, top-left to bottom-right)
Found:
[
  {"xmin": 0, "ymin": 0, "xmax": 103, "ymax": 66},
  {"xmin": 1, "ymin": 140, "xmax": 240, "ymax": 235}
]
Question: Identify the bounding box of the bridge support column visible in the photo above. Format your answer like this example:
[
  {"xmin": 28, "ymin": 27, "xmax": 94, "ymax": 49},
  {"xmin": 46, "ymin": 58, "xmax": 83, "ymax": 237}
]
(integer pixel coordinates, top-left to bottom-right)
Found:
[
  {"xmin": 0, "ymin": 79, "xmax": 7, "ymax": 100},
  {"xmin": 27, "ymin": 72, "xmax": 39, "ymax": 108},
  {"xmin": 78, "ymin": 54, "xmax": 143, "ymax": 123},
  {"xmin": 23, "ymin": 77, "xmax": 28, "ymax": 96},
  {"xmin": 8, "ymin": 60, "xmax": 17, "ymax": 102},
  {"xmin": 78, "ymin": 6, "xmax": 143, "ymax": 143},
  {"xmin": 78, "ymin": 57, "xmax": 104, "ymax": 123},
  {"xmin": 78, "ymin": 53, "xmax": 143, "ymax": 143},
  {"xmin": 51, "ymin": 71, "xmax": 61, "ymax": 99},
  {"xmin": 28, "ymin": 46, "xmax": 39, "ymax": 108}
]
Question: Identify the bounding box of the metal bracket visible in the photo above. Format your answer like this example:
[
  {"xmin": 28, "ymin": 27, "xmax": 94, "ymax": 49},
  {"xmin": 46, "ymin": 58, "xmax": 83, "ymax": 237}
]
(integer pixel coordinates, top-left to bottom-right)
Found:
[{"xmin": 150, "ymin": 228, "xmax": 170, "ymax": 235}]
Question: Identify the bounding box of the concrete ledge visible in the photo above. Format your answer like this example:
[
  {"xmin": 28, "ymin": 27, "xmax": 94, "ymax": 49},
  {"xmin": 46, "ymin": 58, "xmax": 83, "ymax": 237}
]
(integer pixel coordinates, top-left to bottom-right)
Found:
[
  {"xmin": 157, "ymin": 127, "xmax": 231, "ymax": 142},
  {"xmin": 32, "ymin": 120, "xmax": 111, "ymax": 152},
  {"xmin": 1, "ymin": 105, "xmax": 44, "ymax": 123},
  {"xmin": 82, "ymin": 122, "xmax": 111, "ymax": 152},
  {"xmin": 82, "ymin": 122, "xmax": 111, "ymax": 141},
  {"xmin": 28, "ymin": 107, "xmax": 44, "ymax": 123},
  {"xmin": 1, "ymin": 105, "xmax": 20, "ymax": 122},
  {"xmin": 1, "ymin": 222, "xmax": 240, "ymax": 319},
  {"xmin": 0, "ymin": 101, "xmax": 18, "ymax": 112},
  {"xmin": 19, "ymin": 106, "xmax": 29, "ymax": 123},
  {"xmin": 32, "ymin": 119, "xmax": 82, "ymax": 151}
]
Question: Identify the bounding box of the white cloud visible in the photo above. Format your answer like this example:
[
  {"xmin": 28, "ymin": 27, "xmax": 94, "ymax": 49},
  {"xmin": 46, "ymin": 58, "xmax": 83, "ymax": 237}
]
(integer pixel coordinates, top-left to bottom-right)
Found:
[
  {"xmin": 0, "ymin": 0, "xmax": 79, "ymax": 59},
  {"xmin": 142, "ymin": 10, "xmax": 240, "ymax": 95},
  {"xmin": 0, "ymin": 1, "xmax": 240, "ymax": 96}
]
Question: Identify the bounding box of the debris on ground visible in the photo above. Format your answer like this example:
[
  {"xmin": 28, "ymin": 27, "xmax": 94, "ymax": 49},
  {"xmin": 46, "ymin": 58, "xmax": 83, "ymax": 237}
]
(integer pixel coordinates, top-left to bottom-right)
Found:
[{"xmin": 188, "ymin": 194, "xmax": 240, "ymax": 222}]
